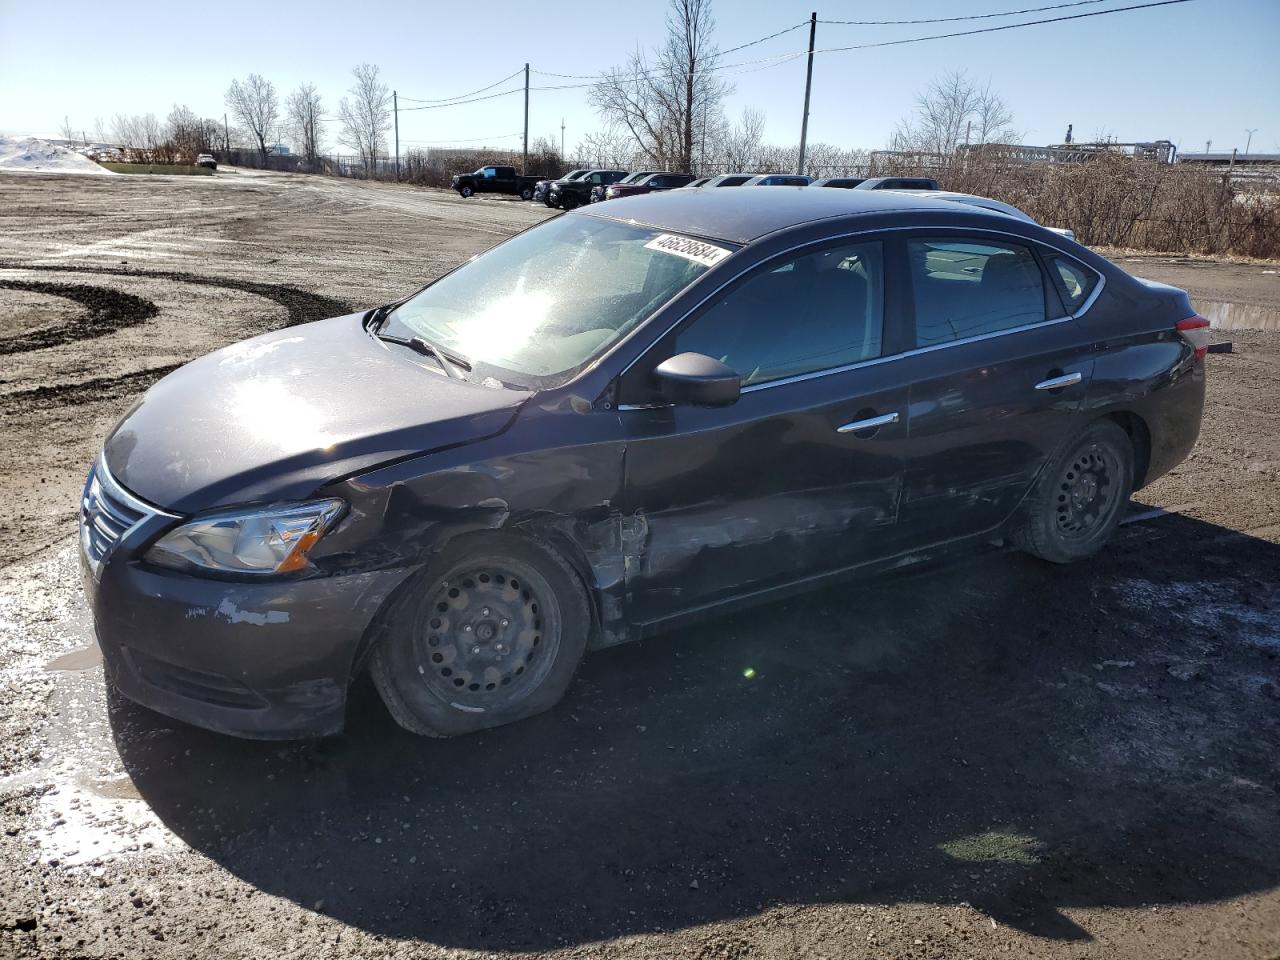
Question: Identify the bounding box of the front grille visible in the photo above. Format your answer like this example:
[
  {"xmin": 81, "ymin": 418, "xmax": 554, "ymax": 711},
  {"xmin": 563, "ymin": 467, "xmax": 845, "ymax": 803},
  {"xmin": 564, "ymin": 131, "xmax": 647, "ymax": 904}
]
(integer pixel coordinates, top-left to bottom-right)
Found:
[{"xmin": 80, "ymin": 458, "xmax": 167, "ymax": 576}]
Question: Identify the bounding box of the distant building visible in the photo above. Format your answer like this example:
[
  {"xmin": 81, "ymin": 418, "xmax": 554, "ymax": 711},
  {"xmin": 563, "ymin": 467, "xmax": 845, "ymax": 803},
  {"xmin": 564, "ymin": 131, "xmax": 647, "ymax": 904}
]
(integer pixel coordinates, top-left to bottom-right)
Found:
[
  {"xmin": 269, "ymin": 143, "xmax": 291, "ymax": 156},
  {"xmin": 1177, "ymin": 151, "xmax": 1280, "ymax": 167}
]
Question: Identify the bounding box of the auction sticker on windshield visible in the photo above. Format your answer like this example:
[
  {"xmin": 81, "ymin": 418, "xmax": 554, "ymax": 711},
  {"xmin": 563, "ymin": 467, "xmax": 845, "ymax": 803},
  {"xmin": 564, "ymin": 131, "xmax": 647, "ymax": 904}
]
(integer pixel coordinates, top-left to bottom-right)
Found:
[{"xmin": 644, "ymin": 233, "xmax": 731, "ymax": 268}]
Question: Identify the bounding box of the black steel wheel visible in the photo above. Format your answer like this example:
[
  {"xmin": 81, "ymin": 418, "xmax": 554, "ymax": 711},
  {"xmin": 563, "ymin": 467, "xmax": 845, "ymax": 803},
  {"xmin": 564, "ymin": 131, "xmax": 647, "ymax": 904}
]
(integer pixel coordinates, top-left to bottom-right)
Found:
[
  {"xmin": 371, "ymin": 535, "xmax": 590, "ymax": 737},
  {"xmin": 1016, "ymin": 419, "xmax": 1134, "ymax": 564},
  {"xmin": 520, "ymin": 186, "xmax": 534, "ymax": 201}
]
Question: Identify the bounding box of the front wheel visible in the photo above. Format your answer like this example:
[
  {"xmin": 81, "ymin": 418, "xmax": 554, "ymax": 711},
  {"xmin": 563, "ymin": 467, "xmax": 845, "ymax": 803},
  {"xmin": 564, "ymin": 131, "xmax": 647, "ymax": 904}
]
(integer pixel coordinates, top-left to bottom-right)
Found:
[
  {"xmin": 1015, "ymin": 419, "xmax": 1134, "ymax": 564},
  {"xmin": 560, "ymin": 194, "xmax": 579, "ymax": 210},
  {"xmin": 370, "ymin": 535, "xmax": 590, "ymax": 737},
  {"xmin": 459, "ymin": 185, "xmax": 474, "ymax": 198}
]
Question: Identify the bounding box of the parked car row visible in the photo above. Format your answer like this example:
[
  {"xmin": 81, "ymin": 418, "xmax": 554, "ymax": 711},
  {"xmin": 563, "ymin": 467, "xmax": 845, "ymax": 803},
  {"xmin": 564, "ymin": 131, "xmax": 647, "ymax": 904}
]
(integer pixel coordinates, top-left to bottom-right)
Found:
[{"xmin": 452, "ymin": 165, "xmax": 1070, "ymax": 237}]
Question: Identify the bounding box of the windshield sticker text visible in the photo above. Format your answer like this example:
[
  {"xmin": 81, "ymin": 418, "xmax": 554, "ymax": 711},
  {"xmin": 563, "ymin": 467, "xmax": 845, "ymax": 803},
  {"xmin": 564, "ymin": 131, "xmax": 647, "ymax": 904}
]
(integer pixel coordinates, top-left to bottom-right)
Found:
[{"xmin": 644, "ymin": 234, "xmax": 731, "ymax": 268}]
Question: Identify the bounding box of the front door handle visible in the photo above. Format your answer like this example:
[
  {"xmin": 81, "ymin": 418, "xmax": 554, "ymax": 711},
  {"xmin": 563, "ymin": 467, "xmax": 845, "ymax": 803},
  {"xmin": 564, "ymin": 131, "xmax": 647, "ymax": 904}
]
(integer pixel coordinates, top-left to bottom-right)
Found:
[
  {"xmin": 1034, "ymin": 371, "xmax": 1083, "ymax": 391},
  {"xmin": 837, "ymin": 411, "xmax": 900, "ymax": 434}
]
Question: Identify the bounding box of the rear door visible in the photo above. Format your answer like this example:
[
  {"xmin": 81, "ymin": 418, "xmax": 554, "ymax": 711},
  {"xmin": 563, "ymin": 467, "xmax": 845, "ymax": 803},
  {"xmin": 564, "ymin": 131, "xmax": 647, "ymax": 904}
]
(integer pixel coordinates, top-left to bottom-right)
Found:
[
  {"xmin": 615, "ymin": 237, "xmax": 914, "ymax": 625},
  {"xmin": 895, "ymin": 233, "xmax": 1094, "ymax": 544}
]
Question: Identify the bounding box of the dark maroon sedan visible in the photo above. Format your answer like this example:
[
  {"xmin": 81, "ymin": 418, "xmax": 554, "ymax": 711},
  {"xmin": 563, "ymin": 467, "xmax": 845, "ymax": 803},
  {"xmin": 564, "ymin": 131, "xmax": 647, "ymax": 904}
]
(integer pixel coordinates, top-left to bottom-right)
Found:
[
  {"xmin": 82, "ymin": 188, "xmax": 1208, "ymax": 740},
  {"xmin": 603, "ymin": 172, "xmax": 696, "ymax": 201}
]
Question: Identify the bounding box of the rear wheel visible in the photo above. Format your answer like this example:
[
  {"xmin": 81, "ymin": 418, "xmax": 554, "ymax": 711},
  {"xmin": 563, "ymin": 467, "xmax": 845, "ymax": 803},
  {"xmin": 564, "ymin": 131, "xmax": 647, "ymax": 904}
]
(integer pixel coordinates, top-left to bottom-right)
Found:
[
  {"xmin": 1016, "ymin": 419, "xmax": 1133, "ymax": 564},
  {"xmin": 520, "ymin": 186, "xmax": 534, "ymax": 201},
  {"xmin": 370, "ymin": 535, "xmax": 590, "ymax": 737}
]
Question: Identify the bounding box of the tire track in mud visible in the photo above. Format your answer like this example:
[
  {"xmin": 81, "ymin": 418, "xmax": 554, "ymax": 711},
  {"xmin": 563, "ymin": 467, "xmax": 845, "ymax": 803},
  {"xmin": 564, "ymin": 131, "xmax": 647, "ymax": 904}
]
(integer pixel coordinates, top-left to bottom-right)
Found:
[
  {"xmin": 0, "ymin": 263, "xmax": 353, "ymax": 357},
  {"xmin": 0, "ymin": 365, "xmax": 183, "ymax": 417},
  {"xmin": 0, "ymin": 281, "xmax": 159, "ymax": 355},
  {"xmin": 0, "ymin": 263, "xmax": 354, "ymax": 413}
]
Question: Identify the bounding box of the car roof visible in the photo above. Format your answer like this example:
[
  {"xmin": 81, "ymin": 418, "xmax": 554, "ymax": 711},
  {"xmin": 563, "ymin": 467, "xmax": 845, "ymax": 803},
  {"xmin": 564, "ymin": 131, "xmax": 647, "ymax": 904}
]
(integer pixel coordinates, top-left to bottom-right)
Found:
[
  {"xmin": 895, "ymin": 190, "xmax": 1033, "ymax": 222},
  {"xmin": 578, "ymin": 185, "xmax": 1009, "ymax": 244}
]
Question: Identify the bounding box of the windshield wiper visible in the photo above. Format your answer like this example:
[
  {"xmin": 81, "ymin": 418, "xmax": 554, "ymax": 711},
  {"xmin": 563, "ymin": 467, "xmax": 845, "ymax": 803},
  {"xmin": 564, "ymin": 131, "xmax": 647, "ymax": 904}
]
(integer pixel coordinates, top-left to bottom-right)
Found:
[{"xmin": 375, "ymin": 331, "xmax": 471, "ymax": 380}]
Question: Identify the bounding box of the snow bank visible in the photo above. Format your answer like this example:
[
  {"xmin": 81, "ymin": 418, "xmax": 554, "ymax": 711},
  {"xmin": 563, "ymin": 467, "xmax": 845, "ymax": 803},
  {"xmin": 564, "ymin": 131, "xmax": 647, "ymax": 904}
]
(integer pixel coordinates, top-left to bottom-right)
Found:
[{"xmin": 0, "ymin": 136, "xmax": 115, "ymax": 175}]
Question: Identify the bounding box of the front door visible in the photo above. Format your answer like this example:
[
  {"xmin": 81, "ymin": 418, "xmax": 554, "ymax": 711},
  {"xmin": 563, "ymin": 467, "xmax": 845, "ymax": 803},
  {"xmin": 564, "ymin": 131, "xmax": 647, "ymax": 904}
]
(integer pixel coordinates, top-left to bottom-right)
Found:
[
  {"xmin": 895, "ymin": 234, "xmax": 1093, "ymax": 544},
  {"xmin": 615, "ymin": 237, "xmax": 913, "ymax": 626}
]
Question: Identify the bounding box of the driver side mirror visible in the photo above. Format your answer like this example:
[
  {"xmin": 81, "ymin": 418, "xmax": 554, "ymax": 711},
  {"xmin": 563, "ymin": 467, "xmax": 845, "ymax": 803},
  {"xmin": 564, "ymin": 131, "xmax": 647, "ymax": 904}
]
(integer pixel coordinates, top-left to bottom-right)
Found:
[{"xmin": 653, "ymin": 352, "xmax": 740, "ymax": 408}]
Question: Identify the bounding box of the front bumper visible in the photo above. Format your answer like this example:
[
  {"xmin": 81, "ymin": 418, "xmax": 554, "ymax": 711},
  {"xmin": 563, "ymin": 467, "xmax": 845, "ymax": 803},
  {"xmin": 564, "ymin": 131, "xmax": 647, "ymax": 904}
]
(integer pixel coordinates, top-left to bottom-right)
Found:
[{"xmin": 80, "ymin": 470, "xmax": 413, "ymax": 739}]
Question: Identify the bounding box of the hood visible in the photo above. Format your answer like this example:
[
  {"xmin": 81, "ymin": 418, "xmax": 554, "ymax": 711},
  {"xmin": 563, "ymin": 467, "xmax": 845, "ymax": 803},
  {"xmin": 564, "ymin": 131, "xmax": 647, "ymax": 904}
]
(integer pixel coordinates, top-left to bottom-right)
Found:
[{"xmin": 105, "ymin": 313, "xmax": 529, "ymax": 513}]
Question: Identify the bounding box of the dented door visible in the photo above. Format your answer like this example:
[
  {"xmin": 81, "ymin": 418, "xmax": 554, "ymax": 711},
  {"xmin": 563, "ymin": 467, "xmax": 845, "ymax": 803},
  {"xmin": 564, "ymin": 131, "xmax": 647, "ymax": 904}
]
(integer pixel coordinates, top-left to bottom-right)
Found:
[{"xmin": 618, "ymin": 367, "xmax": 912, "ymax": 626}]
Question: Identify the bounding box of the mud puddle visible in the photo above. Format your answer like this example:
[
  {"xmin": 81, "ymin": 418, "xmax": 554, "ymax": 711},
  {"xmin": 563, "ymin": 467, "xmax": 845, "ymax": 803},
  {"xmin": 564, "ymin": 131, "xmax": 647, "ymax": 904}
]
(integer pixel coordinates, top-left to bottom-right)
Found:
[{"xmin": 1200, "ymin": 299, "xmax": 1280, "ymax": 332}]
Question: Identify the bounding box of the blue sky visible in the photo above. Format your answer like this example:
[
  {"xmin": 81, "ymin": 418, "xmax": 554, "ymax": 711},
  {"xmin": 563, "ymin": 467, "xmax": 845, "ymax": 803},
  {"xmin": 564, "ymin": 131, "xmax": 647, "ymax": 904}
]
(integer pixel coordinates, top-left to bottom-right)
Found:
[{"xmin": 2, "ymin": 0, "xmax": 1277, "ymax": 156}]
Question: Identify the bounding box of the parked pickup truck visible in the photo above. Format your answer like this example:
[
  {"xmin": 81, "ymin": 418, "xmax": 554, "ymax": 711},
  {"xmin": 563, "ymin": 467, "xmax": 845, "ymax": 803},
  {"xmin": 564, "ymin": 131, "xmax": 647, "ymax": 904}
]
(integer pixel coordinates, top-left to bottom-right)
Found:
[{"xmin": 451, "ymin": 165, "xmax": 543, "ymax": 200}]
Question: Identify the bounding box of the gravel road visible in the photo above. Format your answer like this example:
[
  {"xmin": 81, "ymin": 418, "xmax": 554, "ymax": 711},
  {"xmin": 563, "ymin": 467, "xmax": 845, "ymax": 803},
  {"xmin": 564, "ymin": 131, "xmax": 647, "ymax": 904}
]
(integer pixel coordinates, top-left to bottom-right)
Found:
[{"xmin": 1, "ymin": 169, "xmax": 1277, "ymax": 960}]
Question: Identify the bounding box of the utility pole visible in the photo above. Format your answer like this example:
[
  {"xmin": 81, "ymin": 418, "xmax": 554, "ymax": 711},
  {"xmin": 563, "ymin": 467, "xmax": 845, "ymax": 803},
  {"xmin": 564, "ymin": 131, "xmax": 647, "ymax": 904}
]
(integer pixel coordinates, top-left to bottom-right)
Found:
[
  {"xmin": 523, "ymin": 63, "xmax": 530, "ymax": 174},
  {"xmin": 1244, "ymin": 128, "xmax": 1258, "ymax": 156},
  {"xmin": 796, "ymin": 11, "xmax": 817, "ymax": 176},
  {"xmin": 560, "ymin": 118, "xmax": 565, "ymax": 161},
  {"xmin": 223, "ymin": 113, "xmax": 230, "ymax": 153},
  {"xmin": 393, "ymin": 90, "xmax": 400, "ymax": 181}
]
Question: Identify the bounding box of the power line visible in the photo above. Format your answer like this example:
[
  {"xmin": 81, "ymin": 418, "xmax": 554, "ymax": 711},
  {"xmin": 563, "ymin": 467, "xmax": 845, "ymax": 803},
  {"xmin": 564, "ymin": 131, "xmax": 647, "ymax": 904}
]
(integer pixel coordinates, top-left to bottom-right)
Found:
[
  {"xmin": 818, "ymin": 0, "xmax": 1112, "ymax": 26},
  {"xmin": 812, "ymin": 0, "xmax": 1196, "ymax": 55},
  {"xmin": 398, "ymin": 68, "xmax": 525, "ymax": 104},
  {"xmin": 400, "ymin": 132, "xmax": 522, "ymax": 144},
  {"xmin": 397, "ymin": 87, "xmax": 525, "ymax": 111}
]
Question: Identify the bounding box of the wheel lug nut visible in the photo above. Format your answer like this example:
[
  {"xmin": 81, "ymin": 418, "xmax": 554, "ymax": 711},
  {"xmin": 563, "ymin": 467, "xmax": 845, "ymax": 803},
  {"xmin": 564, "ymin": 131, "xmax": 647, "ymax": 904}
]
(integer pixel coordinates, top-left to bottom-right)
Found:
[
  {"xmin": 500, "ymin": 619, "xmax": 509, "ymax": 628},
  {"xmin": 464, "ymin": 624, "xmax": 472, "ymax": 632},
  {"xmin": 471, "ymin": 646, "xmax": 481, "ymax": 655},
  {"xmin": 482, "ymin": 607, "xmax": 490, "ymax": 616}
]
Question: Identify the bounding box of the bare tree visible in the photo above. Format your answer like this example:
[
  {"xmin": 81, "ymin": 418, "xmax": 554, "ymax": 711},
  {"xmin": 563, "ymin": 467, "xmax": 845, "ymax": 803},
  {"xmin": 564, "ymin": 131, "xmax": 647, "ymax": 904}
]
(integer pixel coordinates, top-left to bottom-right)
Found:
[
  {"xmin": 286, "ymin": 82, "xmax": 324, "ymax": 170},
  {"xmin": 973, "ymin": 81, "xmax": 1018, "ymax": 146},
  {"xmin": 719, "ymin": 107, "xmax": 766, "ymax": 172},
  {"xmin": 573, "ymin": 126, "xmax": 640, "ymax": 168},
  {"xmin": 890, "ymin": 71, "xmax": 1020, "ymax": 157},
  {"xmin": 589, "ymin": 0, "xmax": 730, "ymax": 171},
  {"xmin": 338, "ymin": 64, "xmax": 392, "ymax": 175},
  {"xmin": 59, "ymin": 116, "xmax": 76, "ymax": 143},
  {"xmin": 167, "ymin": 104, "xmax": 209, "ymax": 162},
  {"xmin": 226, "ymin": 73, "xmax": 279, "ymax": 165}
]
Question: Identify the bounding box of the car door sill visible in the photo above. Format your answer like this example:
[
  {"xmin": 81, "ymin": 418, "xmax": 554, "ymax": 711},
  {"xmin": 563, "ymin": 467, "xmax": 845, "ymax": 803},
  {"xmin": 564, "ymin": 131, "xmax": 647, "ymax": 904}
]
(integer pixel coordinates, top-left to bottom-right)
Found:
[{"xmin": 633, "ymin": 525, "xmax": 1012, "ymax": 641}]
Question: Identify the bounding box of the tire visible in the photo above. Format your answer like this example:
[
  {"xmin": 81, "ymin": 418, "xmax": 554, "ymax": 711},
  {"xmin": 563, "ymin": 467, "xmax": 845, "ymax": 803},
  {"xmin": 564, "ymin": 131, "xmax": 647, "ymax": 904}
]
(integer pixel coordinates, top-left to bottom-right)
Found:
[
  {"xmin": 459, "ymin": 185, "xmax": 474, "ymax": 198},
  {"xmin": 560, "ymin": 194, "xmax": 579, "ymax": 211},
  {"xmin": 520, "ymin": 186, "xmax": 534, "ymax": 201},
  {"xmin": 370, "ymin": 533, "xmax": 591, "ymax": 737},
  {"xmin": 1015, "ymin": 419, "xmax": 1134, "ymax": 564}
]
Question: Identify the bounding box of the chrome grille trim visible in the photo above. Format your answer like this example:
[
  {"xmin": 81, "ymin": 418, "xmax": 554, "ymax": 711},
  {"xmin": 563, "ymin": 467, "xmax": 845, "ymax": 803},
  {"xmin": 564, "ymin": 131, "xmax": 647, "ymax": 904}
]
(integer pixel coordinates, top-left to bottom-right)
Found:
[{"xmin": 80, "ymin": 456, "xmax": 178, "ymax": 577}]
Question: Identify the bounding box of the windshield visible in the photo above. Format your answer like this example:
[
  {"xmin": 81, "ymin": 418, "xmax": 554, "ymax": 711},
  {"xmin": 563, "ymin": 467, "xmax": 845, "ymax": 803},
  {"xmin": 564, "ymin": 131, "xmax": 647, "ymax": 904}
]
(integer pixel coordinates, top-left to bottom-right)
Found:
[{"xmin": 383, "ymin": 216, "xmax": 733, "ymax": 387}]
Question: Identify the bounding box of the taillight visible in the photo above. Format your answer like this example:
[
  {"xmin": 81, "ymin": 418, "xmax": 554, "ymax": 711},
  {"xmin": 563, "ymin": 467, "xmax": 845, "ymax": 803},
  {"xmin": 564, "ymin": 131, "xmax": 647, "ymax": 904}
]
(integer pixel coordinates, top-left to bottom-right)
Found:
[{"xmin": 1176, "ymin": 315, "xmax": 1211, "ymax": 361}]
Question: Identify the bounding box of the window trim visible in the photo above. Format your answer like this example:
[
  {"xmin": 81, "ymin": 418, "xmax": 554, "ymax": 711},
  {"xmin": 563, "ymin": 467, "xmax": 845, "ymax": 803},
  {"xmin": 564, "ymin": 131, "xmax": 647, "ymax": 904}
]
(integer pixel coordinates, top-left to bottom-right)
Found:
[{"xmin": 614, "ymin": 225, "xmax": 1104, "ymax": 408}]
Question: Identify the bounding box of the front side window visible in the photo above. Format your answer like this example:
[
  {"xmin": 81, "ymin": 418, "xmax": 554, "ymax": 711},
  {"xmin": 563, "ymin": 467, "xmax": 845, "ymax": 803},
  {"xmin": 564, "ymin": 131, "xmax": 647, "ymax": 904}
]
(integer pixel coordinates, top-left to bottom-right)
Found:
[
  {"xmin": 384, "ymin": 217, "xmax": 731, "ymax": 386},
  {"xmin": 908, "ymin": 238, "xmax": 1046, "ymax": 347},
  {"xmin": 675, "ymin": 241, "xmax": 884, "ymax": 386}
]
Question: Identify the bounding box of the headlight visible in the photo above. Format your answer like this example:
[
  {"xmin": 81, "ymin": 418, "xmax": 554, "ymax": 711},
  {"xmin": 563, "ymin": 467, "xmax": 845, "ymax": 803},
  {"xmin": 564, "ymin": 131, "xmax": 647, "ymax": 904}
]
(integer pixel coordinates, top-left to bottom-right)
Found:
[{"xmin": 144, "ymin": 499, "xmax": 345, "ymax": 576}]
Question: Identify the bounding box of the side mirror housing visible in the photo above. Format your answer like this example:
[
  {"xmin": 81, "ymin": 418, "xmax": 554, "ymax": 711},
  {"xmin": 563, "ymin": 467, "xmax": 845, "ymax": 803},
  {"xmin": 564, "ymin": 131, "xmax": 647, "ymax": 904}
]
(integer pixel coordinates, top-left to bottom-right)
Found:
[{"xmin": 652, "ymin": 352, "xmax": 740, "ymax": 408}]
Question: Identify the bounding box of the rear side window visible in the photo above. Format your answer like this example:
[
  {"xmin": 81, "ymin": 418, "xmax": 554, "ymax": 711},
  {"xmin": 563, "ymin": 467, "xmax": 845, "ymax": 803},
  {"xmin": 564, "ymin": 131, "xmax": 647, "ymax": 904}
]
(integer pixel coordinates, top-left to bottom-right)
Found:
[
  {"xmin": 676, "ymin": 241, "xmax": 884, "ymax": 385},
  {"xmin": 908, "ymin": 238, "xmax": 1046, "ymax": 347},
  {"xmin": 1043, "ymin": 252, "xmax": 1098, "ymax": 314}
]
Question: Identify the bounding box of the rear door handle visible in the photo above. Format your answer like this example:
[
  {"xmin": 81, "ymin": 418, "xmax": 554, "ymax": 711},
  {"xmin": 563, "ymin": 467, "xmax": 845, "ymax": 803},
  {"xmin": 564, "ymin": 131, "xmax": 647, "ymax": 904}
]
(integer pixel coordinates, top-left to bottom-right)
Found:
[
  {"xmin": 837, "ymin": 411, "xmax": 900, "ymax": 434},
  {"xmin": 1034, "ymin": 372, "xmax": 1083, "ymax": 391}
]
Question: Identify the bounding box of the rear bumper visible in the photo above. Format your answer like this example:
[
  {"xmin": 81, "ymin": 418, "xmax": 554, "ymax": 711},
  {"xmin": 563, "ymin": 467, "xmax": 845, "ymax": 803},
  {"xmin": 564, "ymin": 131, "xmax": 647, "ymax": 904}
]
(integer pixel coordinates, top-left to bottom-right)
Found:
[{"xmin": 84, "ymin": 545, "xmax": 412, "ymax": 739}]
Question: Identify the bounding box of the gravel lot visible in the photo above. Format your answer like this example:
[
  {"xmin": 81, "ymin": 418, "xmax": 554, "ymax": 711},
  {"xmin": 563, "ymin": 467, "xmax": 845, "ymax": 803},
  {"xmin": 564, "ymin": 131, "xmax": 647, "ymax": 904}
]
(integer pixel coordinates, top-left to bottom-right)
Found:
[{"xmin": 0, "ymin": 169, "xmax": 1277, "ymax": 960}]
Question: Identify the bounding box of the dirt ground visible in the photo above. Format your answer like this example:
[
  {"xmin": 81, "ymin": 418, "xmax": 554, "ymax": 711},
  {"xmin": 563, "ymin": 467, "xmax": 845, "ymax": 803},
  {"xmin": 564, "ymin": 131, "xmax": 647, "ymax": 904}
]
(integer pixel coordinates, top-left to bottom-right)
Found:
[{"xmin": 0, "ymin": 169, "xmax": 1277, "ymax": 960}]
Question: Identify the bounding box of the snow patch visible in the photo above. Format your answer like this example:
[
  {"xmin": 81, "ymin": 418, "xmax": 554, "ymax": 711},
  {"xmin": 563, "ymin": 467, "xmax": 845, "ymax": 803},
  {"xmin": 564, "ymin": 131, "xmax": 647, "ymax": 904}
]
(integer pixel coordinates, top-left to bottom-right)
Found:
[{"xmin": 0, "ymin": 136, "xmax": 115, "ymax": 176}]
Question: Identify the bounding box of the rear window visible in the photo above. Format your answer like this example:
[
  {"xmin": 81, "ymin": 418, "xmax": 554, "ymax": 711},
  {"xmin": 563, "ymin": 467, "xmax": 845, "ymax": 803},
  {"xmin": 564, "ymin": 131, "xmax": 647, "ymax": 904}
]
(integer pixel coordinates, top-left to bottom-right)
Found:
[
  {"xmin": 1043, "ymin": 252, "xmax": 1098, "ymax": 314},
  {"xmin": 908, "ymin": 238, "xmax": 1047, "ymax": 347}
]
